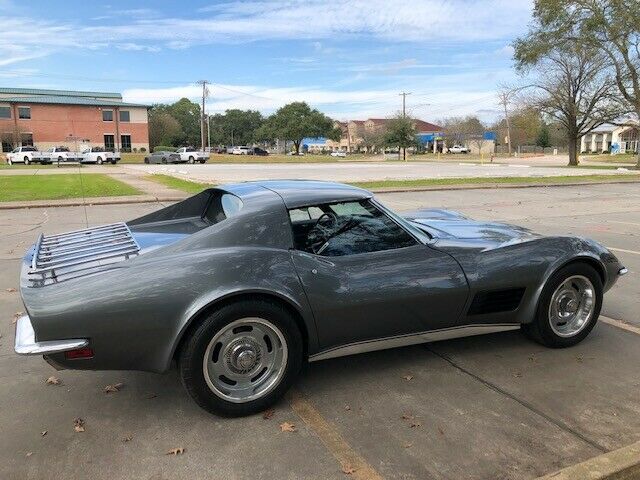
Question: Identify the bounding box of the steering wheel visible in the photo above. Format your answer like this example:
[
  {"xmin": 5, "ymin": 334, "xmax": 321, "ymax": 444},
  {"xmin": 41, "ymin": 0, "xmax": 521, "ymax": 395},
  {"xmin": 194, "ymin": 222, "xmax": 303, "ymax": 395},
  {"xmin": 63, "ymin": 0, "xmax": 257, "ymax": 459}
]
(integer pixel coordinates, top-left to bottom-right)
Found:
[{"xmin": 308, "ymin": 212, "xmax": 338, "ymax": 254}]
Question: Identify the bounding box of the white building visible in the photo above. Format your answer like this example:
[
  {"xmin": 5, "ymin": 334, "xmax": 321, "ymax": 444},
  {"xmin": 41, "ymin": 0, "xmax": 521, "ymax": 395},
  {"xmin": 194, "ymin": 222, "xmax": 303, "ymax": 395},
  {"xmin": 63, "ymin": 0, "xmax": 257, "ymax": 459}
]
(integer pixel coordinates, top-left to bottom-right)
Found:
[{"xmin": 580, "ymin": 118, "xmax": 639, "ymax": 154}]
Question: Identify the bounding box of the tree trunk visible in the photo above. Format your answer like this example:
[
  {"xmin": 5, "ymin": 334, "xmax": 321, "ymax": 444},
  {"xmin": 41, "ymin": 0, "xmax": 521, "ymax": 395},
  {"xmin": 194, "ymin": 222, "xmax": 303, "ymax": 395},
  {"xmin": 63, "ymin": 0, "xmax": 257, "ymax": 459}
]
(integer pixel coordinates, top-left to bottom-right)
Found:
[
  {"xmin": 567, "ymin": 135, "xmax": 578, "ymax": 166},
  {"xmin": 294, "ymin": 140, "xmax": 300, "ymax": 155}
]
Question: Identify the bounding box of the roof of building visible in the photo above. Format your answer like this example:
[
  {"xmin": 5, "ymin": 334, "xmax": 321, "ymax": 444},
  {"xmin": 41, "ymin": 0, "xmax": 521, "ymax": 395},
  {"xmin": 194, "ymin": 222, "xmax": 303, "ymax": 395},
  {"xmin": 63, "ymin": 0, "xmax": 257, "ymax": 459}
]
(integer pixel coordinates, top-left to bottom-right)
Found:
[
  {"xmin": 413, "ymin": 119, "xmax": 443, "ymax": 133},
  {"xmin": 0, "ymin": 87, "xmax": 122, "ymax": 99},
  {"xmin": 0, "ymin": 95, "xmax": 148, "ymax": 108}
]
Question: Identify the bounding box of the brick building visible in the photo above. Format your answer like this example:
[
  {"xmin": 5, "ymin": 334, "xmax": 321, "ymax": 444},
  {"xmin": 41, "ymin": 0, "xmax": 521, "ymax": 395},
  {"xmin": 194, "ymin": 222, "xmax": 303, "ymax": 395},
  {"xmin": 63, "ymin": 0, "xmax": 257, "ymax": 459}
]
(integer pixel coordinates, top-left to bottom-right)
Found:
[{"xmin": 0, "ymin": 88, "xmax": 149, "ymax": 153}]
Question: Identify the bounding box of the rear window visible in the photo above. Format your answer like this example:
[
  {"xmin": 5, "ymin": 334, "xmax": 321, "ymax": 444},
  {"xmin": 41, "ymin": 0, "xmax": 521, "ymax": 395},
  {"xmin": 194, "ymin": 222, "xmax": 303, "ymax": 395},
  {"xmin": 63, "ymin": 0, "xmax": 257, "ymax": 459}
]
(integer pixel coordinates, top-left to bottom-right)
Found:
[{"xmin": 204, "ymin": 193, "xmax": 244, "ymax": 223}]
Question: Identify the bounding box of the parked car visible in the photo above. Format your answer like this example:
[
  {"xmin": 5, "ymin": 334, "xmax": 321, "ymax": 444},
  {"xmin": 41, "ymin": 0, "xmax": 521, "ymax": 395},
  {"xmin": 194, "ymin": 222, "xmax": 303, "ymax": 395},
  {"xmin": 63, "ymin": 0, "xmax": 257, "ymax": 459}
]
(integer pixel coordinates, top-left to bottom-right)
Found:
[
  {"xmin": 447, "ymin": 145, "xmax": 470, "ymax": 154},
  {"xmin": 226, "ymin": 146, "xmax": 235, "ymax": 154},
  {"xmin": 6, "ymin": 146, "xmax": 39, "ymax": 165},
  {"xmin": 80, "ymin": 147, "xmax": 121, "ymax": 165},
  {"xmin": 32, "ymin": 146, "xmax": 82, "ymax": 164},
  {"xmin": 211, "ymin": 147, "xmax": 227, "ymax": 154},
  {"xmin": 232, "ymin": 146, "xmax": 251, "ymax": 155},
  {"xmin": 253, "ymin": 147, "xmax": 269, "ymax": 156},
  {"xmin": 14, "ymin": 180, "xmax": 626, "ymax": 417},
  {"xmin": 175, "ymin": 147, "xmax": 208, "ymax": 164},
  {"xmin": 330, "ymin": 151, "xmax": 347, "ymax": 158},
  {"xmin": 143, "ymin": 151, "xmax": 182, "ymax": 164}
]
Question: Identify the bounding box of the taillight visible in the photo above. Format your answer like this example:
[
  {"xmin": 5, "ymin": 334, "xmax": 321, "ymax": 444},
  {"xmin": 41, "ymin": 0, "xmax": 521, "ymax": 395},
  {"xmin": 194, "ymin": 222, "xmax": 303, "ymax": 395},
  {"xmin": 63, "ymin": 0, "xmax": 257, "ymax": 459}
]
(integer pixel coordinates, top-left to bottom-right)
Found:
[{"xmin": 65, "ymin": 348, "xmax": 94, "ymax": 359}]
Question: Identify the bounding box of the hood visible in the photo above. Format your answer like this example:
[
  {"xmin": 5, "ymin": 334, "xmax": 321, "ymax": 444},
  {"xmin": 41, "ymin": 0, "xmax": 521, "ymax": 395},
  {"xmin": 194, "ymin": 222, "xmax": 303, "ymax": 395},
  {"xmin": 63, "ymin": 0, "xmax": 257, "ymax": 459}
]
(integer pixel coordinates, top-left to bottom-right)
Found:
[{"xmin": 404, "ymin": 209, "xmax": 539, "ymax": 248}]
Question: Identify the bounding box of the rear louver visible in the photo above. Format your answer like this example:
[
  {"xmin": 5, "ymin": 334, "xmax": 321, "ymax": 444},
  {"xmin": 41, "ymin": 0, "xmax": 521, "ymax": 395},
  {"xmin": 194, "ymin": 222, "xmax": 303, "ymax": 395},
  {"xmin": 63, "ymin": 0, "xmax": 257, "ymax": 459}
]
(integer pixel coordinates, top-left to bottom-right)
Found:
[
  {"xmin": 468, "ymin": 288, "xmax": 525, "ymax": 316},
  {"xmin": 28, "ymin": 222, "xmax": 140, "ymax": 287}
]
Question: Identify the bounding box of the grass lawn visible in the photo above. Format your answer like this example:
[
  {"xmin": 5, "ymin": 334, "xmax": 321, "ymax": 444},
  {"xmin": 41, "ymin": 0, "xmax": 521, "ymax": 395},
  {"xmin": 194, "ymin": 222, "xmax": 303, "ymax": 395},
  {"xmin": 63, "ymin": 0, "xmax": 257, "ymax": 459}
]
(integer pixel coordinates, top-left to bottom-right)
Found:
[
  {"xmin": 352, "ymin": 174, "xmax": 640, "ymax": 190},
  {"xmin": 146, "ymin": 174, "xmax": 213, "ymax": 193},
  {"xmin": 581, "ymin": 154, "xmax": 640, "ymax": 164},
  {"xmin": 0, "ymin": 174, "xmax": 142, "ymax": 202}
]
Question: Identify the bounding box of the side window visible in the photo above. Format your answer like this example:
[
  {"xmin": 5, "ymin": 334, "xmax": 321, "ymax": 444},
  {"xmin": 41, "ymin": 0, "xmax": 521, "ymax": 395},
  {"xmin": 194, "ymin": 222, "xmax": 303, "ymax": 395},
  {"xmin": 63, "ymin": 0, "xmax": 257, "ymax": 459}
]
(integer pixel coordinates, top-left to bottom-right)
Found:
[{"xmin": 289, "ymin": 200, "xmax": 417, "ymax": 256}]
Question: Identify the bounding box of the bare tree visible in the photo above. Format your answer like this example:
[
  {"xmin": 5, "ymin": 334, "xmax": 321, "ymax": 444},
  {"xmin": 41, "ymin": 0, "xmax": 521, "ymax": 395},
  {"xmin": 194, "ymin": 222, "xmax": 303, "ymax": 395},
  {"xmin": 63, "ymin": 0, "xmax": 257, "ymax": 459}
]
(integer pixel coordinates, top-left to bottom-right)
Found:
[{"xmin": 520, "ymin": 47, "xmax": 621, "ymax": 165}]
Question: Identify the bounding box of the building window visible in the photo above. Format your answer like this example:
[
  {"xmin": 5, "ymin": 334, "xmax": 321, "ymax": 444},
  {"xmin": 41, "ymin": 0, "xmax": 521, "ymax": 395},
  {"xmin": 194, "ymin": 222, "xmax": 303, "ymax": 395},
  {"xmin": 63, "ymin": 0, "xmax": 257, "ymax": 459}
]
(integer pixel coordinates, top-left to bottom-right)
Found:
[
  {"xmin": 102, "ymin": 110, "xmax": 113, "ymax": 122},
  {"xmin": 121, "ymin": 134, "xmax": 131, "ymax": 152},
  {"xmin": 18, "ymin": 107, "xmax": 31, "ymax": 119},
  {"xmin": 0, "ymin": 106, "xmax": 10, "ymax": 119},
  {"xmin": 104, "ymin": 134, "xmax": 115, "ymax": 151},
  {"xmin": 20, "ymin": 133, "xmax": 34, "ymax": 146},
  {"xmin": 119, "ymin": 110, "xmax": 130, "ymax": 122}
]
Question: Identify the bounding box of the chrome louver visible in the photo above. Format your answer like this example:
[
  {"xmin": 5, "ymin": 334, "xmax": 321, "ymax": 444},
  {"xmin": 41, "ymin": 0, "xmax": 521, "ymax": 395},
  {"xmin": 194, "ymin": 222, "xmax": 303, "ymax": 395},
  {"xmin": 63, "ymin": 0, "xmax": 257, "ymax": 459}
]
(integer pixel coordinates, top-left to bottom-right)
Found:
[{"xmin": 28, "ymin": 222, "xmax": 140, "ymax": 287}]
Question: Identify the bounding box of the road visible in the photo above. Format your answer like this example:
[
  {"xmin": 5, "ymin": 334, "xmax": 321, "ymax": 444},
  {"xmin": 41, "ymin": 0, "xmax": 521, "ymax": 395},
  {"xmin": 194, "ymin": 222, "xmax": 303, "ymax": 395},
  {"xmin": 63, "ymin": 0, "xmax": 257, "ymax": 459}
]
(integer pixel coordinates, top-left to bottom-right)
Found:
[
  {"xmin": 123, "ymin": 161, "xmax": 638, "ymax": 184},
  {"xmin": 0, "ymin": 183, "xmax": 639, "ymax": 480}
]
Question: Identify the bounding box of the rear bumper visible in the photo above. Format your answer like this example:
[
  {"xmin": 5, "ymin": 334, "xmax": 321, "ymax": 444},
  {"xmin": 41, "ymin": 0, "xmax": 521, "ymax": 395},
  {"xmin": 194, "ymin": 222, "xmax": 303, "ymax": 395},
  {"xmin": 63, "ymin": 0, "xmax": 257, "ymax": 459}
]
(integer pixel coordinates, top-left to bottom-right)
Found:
[{"xmin": 14, "ymin": 314, "xmax": 88, "ymax": 356}]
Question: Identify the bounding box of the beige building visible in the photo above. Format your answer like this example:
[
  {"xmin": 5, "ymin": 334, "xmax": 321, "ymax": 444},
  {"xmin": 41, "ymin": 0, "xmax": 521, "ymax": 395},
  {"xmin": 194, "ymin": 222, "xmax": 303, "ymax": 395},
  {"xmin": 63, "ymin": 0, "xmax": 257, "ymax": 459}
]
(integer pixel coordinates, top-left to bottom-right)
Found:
[{"xmin": 580, "ymin": 119, "xmax": 639, "ymax": 154}]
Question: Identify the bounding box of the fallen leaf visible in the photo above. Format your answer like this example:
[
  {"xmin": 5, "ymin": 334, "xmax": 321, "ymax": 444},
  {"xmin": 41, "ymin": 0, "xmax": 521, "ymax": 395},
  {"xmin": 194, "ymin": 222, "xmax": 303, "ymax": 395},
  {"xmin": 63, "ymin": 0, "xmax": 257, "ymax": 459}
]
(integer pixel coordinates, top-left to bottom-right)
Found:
[
  {"xmin": 73, "ymin": 417, "xmax": 85, "ymax": 433},
  {"xmin": 12, "ymin": 311, "xmax": 24, "ymax": 324},
  {"xmin": 403, "ymin": 442, "xmax": 413, "ymax": 448},
  {"xmin": 437, "ymin": 426, "xmax": 445, "ymax": 436},
  {"xmin": 166, "ymin": 447, "xmax": 184, "ymax": 455},
  {"xmin": 513, "ymin": 372, "xmax": 523, "ymax": 378},
  {"xmin": 26, "ymin": 452, "xmax": 33, "ymax": 457},
  {"xmin": 146, "ymin": 393, "xmax": 158, "ymax": 399},
  {"xmin": 45, "ymin": 376, "xmax": 60, "ymax": 385},
  {"xmin": 104, "ymin": 382, "xmax": 124, "ymax": 393},
  {"xmin": 122, "ymin": 434, "xmax": 133, "ymax": 443},
  {"xmin": 262, "ymin": 409, "xmax": 275, "ymax": 420},
  {"xmin": 402, "ymin": 374, "xmax": 413, "ymax": 381},
  {"xmin": 6, "ymin": 288, "xmax": 16, "ymax": 293},
  {"xmin": 41, "ymin": 430, "xmax": 47, "ymax": 437},
  {"xmin": 401, "ymin": 414, "xmax": 413, "ymax": 420},
  {"xmin": 279, "ymin": 422, "xmax": 296, "ymax": 432},
  {"xmin": 341, "ymin": 465, "xmax": 356, "ymax": 475},
  {"xmin": 344, "ymin": 405, "xmax": 351, "ymax": 411},
  {"xmin": 409, "ymin": 421, "xmax": 421, "ymax": 428}
]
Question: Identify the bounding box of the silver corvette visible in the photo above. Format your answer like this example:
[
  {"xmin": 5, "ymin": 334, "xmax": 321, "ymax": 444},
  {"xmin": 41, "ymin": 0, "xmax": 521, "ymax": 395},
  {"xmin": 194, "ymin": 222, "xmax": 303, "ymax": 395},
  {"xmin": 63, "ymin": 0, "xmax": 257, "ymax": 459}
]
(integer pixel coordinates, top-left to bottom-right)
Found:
[{"xmin": 15, "ymin": 181, "xmax": 626, "ymax": 416}]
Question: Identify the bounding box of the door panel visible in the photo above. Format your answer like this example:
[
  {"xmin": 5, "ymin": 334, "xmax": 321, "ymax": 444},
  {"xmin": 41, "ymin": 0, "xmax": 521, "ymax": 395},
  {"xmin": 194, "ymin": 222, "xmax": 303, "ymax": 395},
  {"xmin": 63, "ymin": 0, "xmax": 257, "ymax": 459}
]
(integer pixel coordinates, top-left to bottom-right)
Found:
[{"xmin": 291, "ymin": 244, "xmax": 469, "ymax": 351}]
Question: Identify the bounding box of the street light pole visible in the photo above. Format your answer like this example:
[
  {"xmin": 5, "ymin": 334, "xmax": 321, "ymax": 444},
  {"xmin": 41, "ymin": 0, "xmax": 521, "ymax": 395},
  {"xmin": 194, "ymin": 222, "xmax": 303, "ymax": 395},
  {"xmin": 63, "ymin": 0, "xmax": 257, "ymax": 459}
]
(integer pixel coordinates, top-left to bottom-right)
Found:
[{"xmin": 399, "ymin": 92, "xmax": 411, "ymax": 161}]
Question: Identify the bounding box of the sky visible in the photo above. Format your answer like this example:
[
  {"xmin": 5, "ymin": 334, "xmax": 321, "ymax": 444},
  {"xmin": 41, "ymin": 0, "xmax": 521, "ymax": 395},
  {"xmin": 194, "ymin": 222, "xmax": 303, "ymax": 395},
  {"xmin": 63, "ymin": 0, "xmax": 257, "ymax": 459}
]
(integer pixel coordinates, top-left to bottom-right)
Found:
[{"xmin": 0, "ymin": 0, "xmax": 533, "ymax": 123}]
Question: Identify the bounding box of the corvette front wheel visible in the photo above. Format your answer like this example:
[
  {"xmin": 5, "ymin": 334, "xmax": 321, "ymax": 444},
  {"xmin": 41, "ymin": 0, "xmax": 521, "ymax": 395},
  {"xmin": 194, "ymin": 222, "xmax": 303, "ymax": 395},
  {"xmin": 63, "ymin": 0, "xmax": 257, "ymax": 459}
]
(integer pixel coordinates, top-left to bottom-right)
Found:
[
  {"xmin": 523, "ymin": 263, "xmax": 603, "ymax": 348},
  {"xmin": 179, "ymin": 300, "xmax": 302, "ymax": 417}
]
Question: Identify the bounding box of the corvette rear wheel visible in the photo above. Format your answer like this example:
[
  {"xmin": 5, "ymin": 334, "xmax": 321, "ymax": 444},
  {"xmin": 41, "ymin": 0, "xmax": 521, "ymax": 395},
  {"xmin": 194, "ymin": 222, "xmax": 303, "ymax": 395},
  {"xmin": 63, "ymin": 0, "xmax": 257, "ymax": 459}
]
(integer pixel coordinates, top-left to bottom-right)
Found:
[
  {"xmin": 523, "ymin": 263, "xmax": 602, "ymax": 348},
  {"xmin": 179, "ymin": 300, "xmax": 302, "ymax": 417}
]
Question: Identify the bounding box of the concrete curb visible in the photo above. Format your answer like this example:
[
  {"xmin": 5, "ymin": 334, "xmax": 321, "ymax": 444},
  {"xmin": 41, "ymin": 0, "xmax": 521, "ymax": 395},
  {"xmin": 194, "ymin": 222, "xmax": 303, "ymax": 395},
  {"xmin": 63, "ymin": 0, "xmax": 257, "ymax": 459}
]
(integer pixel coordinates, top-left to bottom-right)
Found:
[
  {"xmin": 537, "ymin": 440, "xmax": 640, "ymax": 479},
  {"xmin": 1, "ymin": 178, "xmax": 639, "ymax": 210}
]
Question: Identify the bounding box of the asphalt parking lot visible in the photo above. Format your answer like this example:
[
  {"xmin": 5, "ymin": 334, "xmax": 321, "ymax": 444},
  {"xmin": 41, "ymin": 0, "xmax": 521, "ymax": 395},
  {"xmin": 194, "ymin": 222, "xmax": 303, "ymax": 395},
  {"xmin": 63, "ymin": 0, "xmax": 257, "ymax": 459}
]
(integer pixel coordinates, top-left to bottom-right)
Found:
[{"xmin": 0, "ymin": 183, "xmax": 639, "ymax": 480}]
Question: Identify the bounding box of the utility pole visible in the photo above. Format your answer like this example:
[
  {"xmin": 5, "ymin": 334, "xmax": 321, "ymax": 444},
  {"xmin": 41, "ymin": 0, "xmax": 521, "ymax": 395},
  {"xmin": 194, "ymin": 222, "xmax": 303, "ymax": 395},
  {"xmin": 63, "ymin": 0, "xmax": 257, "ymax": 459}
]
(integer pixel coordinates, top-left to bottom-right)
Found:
[
  {"xmin": 497, "ymin": 89, "xmax": 513, "ymax": 156},
  {"xmin": 399, "ymin": 92, "xmax": 411, "ymax": 161},
  {"xmin": 196, "ymin": 80, "xmax": 209, "ymax": 151},
  {"xmin": 207, "ymin": 115, "xmax": 211, "ymax": 151}
]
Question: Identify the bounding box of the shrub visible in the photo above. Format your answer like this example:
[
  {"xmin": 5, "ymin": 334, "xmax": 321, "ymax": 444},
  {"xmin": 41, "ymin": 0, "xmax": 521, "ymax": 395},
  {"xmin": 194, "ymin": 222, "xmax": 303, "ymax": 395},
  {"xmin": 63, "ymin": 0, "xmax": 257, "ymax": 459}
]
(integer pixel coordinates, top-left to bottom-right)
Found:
[
  {"xmin": 132, "ymin": 147, "xmax": 138, "ymax": 153},
  {"xmin": 153, "ymin": 145, "xmax": 176, "ymax": 153},
  {"xmin": 140, "ymin": 147, "xmax": 147, "ymax": 153}
]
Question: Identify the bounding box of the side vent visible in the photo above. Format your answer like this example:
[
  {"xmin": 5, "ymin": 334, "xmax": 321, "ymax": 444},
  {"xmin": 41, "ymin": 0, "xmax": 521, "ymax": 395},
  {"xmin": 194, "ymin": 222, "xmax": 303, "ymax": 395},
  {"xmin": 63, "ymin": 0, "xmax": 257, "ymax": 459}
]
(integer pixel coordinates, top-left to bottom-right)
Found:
[{"xmin": 468, "ymin": 288, "xmax": 526, "ymax": 316}]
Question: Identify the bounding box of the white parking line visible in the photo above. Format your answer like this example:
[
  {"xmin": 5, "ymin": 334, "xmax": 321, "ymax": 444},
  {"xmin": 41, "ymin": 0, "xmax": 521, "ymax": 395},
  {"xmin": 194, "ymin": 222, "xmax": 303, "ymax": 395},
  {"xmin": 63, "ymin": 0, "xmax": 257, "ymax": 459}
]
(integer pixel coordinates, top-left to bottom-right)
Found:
[
  {"xmin": 608, "ymin": 220, "xmax": 640, "ymax": 227},
  {"xmin": 607, "ymin": 247, "xmax": 640, "ymax": 256},
  {"xmin": 601, "ymin": 316, "xmax": 640, "ymax": 336}
]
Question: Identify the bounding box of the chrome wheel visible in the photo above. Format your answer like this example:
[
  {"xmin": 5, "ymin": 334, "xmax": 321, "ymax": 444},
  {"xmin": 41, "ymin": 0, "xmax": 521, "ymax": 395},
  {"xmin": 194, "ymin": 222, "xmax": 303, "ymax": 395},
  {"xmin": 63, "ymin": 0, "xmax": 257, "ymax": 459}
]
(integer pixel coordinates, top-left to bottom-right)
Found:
[
  {"xmin": 203, "ymin": 317, "xmax": 288, "ymax": 403},
  {"xmin": 548, "ymin": 275, "xmax": 595, "ymax": 337}
]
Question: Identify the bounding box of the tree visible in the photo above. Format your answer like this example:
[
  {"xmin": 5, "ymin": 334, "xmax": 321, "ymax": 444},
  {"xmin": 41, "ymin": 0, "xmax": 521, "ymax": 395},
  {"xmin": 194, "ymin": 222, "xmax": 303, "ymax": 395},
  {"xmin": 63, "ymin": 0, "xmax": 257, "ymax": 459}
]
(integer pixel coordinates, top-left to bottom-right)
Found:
[
  {"xmin": 439, "ymin": 116, "xmax": 485, "ymax": 148},
  {"xmin": 167, "ymin": 98, "xmax": 201, "ymax": 146},
  {"xmin": 515, "ymin": 44, "xmax": 620, "ymax": 165},
  {"xmin": 210, "ymin": 109, "xmax": 263, "ymax": 146},
  {"xmin": 536, "ymin": 124, "xmax": 551, "ymax": 148},
  {"xmin": 259, "ymin": 102, "xmax": 336, "ymax": 154},
  {"xmin": 148, "ymin": 110, "xmax": 181, "ymax": 148},
  {"xmin": 514, "ymin": 0, "xmax": 640, "ymax": 166},
  {"xmin": 383, "ymin": 115, "xmax": 417, "ymax": 160},
  {"xmin": 361, "ymin": 129, "xmax": 385, "ymax": 153}
]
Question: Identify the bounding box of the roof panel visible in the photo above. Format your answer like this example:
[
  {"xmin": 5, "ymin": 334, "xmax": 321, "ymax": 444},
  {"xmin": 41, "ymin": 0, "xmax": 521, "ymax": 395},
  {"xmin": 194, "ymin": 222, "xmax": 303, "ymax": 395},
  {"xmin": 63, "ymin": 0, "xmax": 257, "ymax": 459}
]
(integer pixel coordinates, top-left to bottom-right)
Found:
[
  {"xmin": 0, "ymin": 87, "xmax": 122, "ymax": 99},
  {"xmin": 0, "ymin": 95, "xmax": 148, "ymax": 108}
]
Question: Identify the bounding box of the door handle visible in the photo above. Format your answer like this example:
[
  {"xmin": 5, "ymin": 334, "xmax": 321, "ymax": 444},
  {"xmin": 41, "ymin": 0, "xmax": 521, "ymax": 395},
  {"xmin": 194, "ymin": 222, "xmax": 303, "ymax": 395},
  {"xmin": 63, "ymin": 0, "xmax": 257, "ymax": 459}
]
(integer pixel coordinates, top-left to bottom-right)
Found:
[{"xmin": 311, "ymin": 268, "xmax": 318, "ymax": 275}]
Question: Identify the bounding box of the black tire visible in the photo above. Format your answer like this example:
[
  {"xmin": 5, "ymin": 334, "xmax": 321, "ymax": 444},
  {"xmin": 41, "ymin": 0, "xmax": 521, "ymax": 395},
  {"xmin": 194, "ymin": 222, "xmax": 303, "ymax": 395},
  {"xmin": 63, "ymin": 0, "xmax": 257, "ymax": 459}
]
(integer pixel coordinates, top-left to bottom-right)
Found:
[
  {"xmin": 522, "ymin": 262, "xmax": 603, "ymax": 348},
  {"xmin": 144, "ymin": 157, "xmax": 149, "ymax": 164},
  {"xmin": 24, "ymin": 157, "xmax": 30, "ymax": 165},
  {"xmin": 178, "ymin": 299, "xmax": 303, "ymax": 417},
  {"xmin": 188, "ymin": 156, "xmax": 195, "ymax": 164},
  {"xmin": 96, "ymin": 157, "xmax": 103, "ymax": 165},
  {"xmin": 162, "ymin": 158, "xmax": 167, "ymax": 164}
]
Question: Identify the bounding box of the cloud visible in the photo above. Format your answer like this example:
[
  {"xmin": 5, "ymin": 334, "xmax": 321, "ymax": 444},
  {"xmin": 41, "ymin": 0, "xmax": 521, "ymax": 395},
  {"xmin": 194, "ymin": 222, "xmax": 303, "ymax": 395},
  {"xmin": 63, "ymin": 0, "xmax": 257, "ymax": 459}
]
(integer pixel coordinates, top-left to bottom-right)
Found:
[{"xmin": 0, "ymin": 0, "xmax": 532, "ymax": 67}]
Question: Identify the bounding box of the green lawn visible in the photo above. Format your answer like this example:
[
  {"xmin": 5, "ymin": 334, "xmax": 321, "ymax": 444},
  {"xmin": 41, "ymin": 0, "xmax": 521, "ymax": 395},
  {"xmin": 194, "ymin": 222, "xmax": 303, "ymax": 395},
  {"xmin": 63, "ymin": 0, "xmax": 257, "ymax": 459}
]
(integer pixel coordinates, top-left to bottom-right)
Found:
[
  {"xmin": 146, "ymin": 174, "xmax": 213, "ymax": 193},
  {"xmin": 0, "ymin": 174, "xmax": 142, "ymax": 202},
  {"xmin": 352, "ymin": 174, "xmax": 640, "ymax": 190},
  {"xmin": 581, "ymin": 154, "xmax": 640, "ymax": 164}
]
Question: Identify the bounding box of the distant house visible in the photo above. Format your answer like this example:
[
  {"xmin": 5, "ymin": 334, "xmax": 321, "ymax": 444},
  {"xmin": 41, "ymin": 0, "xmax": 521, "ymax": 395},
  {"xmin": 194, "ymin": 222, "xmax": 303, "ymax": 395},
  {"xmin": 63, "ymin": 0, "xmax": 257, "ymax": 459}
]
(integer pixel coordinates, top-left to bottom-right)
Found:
[
  {"xmin": 580, "ymin": 118, "xmax": 639, "ymax": 154},
  {"xmin": 0, "ymin": 87, "xmax": 149, "ymax": 153}
]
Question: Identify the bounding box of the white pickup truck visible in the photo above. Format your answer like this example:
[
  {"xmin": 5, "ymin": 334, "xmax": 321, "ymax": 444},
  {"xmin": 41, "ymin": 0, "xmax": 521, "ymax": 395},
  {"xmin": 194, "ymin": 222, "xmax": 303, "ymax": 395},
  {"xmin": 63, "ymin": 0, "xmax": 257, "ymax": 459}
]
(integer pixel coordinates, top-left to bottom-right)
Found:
[
  {"xmin": 175, "ymin": 147, "xmax": 208, "ymax": 163},
  {"xmin": 447, "ymin": 145, "xmax": 470, "ymax": 154},
  {"xmin": 6, "ymin": 146, "xmax": 39, "ymax": 165},
  {"xmin": 80, "ymin": 147, "xmax": 121, "ymax": 165},
  {"xmin": 32, "ymin": 146, "xmax": 82, "ymax": 164}
]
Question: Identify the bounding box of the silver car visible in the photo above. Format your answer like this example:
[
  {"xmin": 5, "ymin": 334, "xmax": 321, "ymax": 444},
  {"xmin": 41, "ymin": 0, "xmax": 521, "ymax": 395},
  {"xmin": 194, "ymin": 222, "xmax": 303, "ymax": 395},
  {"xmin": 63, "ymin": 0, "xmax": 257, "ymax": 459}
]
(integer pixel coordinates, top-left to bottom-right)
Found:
[
  {"xmin": 144, "ymin": 151, "xmax": 182, "ymax": 164},
  {"xmin": 14, "ymin": 181, "xmax": 626, "ymax": 416}
]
